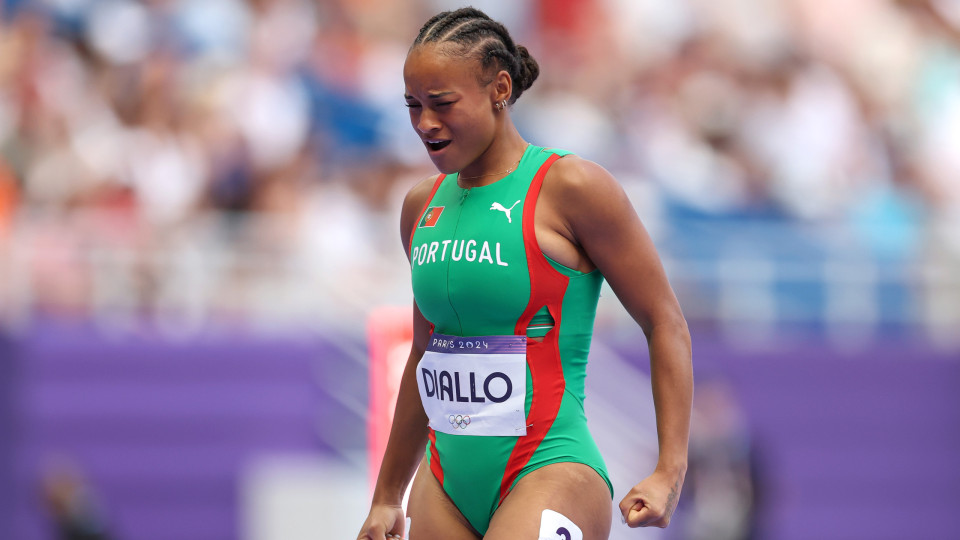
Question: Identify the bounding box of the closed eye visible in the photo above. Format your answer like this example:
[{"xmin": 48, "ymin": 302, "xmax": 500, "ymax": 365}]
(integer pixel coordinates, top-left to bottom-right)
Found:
[
  {"xmin": 406, "ymin": 101, "xmax": 454, "ymax": 109},
  {"xmin": 404, "ymin": 97, "xmax": 456, "ymax": 109}
]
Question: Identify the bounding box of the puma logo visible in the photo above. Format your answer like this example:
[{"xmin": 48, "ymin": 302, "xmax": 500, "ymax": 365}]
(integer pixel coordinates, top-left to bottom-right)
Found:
[{"xmin": 490, "ymin": 200, "xmax": 520, "ymax": 223}]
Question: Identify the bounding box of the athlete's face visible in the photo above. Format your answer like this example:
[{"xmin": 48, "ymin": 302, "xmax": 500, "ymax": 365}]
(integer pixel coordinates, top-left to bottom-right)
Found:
[{"xmin": 403, "ymin": 45, "xmax": 498, "ymax": 174}]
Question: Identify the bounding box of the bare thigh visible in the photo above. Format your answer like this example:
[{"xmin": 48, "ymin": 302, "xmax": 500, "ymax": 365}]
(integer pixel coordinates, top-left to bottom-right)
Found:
[
  {"xmin": 406, "ymin": 456, "xmax": 481, "ymax": 540},
  {"xmin": 484, "ymin": 463, "xmax": 612, "ymax": 540}
]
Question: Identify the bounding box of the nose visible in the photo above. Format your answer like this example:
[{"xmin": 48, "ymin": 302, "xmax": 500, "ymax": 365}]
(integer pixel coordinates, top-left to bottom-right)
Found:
[{"xmin": 416, "ymin": 109, "xmax": 441, "ymax": 135}]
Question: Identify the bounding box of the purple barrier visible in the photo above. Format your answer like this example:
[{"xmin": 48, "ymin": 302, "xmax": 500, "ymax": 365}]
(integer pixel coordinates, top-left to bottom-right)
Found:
[
  {"xmin": 1, "ymin": 333, "xmax": 16, "ymax": 540},
  {"xmin": 8, "ymin": 323, "xmax": 362, "ymax": 540},
  {"xmin": 7, "ymin": 322, "xmax": 958, "ymax": 540},
  {"xmin": 614, "ymin": 332, "xmax": 960, "ymax": 540}
]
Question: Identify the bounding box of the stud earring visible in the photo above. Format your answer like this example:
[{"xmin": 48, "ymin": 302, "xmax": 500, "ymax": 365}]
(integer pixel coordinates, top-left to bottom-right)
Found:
[{"xmin": 495, "ymin": 100, "xmax": 504, "ymax": 111}]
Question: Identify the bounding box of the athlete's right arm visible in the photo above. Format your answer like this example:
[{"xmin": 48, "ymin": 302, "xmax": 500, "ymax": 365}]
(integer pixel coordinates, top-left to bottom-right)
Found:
[{"xmin": 357, "ymin": 176, "xmax": 439, "ymax": 540}]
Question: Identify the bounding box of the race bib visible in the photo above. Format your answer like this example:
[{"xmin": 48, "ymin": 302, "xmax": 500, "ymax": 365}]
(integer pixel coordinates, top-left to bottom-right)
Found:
[
  {"xmin": 538, "ymin": 509, "xmax": 582, "ymax": 540},
  {"xmin": 417, "ymin": 333, "xmax": 527, "ymax": 437}
]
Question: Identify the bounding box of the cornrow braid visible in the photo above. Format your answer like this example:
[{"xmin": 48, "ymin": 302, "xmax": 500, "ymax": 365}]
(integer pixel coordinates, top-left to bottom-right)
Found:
[{"xmin": 411, "ymin": 7, "xmax": 540, "ymax": 104}]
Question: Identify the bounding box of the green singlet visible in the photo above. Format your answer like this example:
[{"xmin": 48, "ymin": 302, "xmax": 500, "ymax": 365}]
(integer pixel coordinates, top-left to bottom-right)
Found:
[{"xmin": 409, "ymin": 145, "xmax": 613, "ymax": 534}]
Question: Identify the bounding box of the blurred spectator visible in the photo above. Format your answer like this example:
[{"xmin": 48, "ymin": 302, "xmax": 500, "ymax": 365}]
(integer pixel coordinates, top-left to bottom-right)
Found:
[
  {"xmin": 672, "ymin": 378, "xmax": 761, "ymax": 540},
  {"xmin": 0, "ymin": 0, "xmax": 956, "ymax": 335},
  {"xmin": 42, "ymin": 461, "xmax": 113, "ymax": 540}
]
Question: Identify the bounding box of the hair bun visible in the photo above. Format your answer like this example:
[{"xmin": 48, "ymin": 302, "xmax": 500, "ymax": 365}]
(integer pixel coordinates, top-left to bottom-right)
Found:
[{"xmin": 512, "ymin": 45, "xmax": 540, "ymax": 101}]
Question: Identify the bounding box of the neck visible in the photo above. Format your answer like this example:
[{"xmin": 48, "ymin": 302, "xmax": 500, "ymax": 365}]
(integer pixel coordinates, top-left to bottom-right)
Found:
[{"xmin": 457, "ymin": 124, "xmax": 528, "ymax": 188}]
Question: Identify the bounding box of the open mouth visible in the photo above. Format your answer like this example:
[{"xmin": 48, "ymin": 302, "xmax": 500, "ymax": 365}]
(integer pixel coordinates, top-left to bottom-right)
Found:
[{"xmin": 426, "ymin": 140, "xmax": 452, "ymax": 152}]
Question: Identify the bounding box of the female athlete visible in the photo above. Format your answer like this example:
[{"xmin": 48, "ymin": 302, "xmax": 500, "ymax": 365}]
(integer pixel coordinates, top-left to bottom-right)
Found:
[{"xmin": 358, "ymin": 7, "xmax": 693, "ymax": 540}]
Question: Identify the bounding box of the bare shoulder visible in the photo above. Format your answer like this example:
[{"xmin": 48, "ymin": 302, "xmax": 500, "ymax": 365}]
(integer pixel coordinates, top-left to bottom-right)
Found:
[
  {"xmin": 400, "ymin": 174, "xmax": 442, "ymax": 254},
  {"xmin": 402, "ymin": 174, "xmax": 441, "ymax": 213},
  {"xmin": 540, "ymin": 155, "xmax": 633, "ymax": 230},
  {"xmin": 542, "ymin": 155, "xmax": 626, "ymax": 204}
]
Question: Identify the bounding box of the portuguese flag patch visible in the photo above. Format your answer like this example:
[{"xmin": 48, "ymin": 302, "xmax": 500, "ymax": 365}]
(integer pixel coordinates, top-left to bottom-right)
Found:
[{"xmin": 419, "ymin": 206, "xmax": 444, "ymax": 228}]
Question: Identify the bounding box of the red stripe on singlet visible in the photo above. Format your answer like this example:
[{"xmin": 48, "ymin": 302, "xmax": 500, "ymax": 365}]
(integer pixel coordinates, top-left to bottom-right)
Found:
[
  {"xmin": 427, "ymin": 428, "xmax": 444, "ymax": 484},
  {"xmin": 417, "ymin": 176, "xmax": 446, "ymax": 485},
  {"xmin": 413, "ymin": 176, "xmax": 446, "ymax": 485},
  {"xmin": 498, "ymin": 153, "xmax": 569, "ymax": 504},
  {"xmin": 408, "ymin": 175, "xmax": 447, "ymax": 252}
]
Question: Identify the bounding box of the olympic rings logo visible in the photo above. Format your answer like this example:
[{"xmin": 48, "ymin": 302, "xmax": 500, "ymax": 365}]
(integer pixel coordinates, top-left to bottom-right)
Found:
[{"xmin": 448, "ymin": 414, "xmax": 471, "ymax": 429}]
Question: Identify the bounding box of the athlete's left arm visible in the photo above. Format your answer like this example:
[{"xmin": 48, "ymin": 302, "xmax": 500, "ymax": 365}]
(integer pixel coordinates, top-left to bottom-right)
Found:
[{"xmin": 545, "ymin": 157, "xmax": 693, "ymax": 529}]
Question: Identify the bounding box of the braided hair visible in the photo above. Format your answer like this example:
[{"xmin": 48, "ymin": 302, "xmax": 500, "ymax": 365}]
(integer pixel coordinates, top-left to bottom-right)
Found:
[{"xmin": 411, "ymin": 7, "xmax": 540, "ymax": 104}]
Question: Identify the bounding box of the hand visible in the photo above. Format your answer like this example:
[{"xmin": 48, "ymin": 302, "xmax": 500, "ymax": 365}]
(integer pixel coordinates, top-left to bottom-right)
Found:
[
  {"xmin": 618, "ymin": 469, "xmax": 684, "ymax": 528},
  {"xmin": 357, "ymin": 504, "xmax": 407, "ymax": 540}
]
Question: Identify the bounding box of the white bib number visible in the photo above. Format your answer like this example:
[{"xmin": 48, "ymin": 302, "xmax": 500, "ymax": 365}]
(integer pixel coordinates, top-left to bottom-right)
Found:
[
  {"xmin": 538, "ymin": 509, "xmax": 582, "ymax": 540},
  {"xmin": 417, "ymin": 333, "xmax": 527, "ymax": 437}
]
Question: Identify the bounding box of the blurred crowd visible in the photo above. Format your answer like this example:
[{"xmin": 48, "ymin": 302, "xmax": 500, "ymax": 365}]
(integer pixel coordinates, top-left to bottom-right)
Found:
[{"xmin": 0, "ymin": 0, "xmax": 958, "ymax": 330}]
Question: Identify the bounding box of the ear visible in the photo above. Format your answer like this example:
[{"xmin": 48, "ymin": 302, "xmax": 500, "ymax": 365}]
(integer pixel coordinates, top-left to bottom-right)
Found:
[{"xmin": 491, "ymin": 69, "xmax": 512, "ymax": 105}]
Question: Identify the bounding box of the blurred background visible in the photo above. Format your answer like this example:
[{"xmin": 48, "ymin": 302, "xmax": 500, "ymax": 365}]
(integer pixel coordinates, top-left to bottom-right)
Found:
[{"xmin": 0, "ymin": 0, "xmax": 958, "ymax": 538}]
